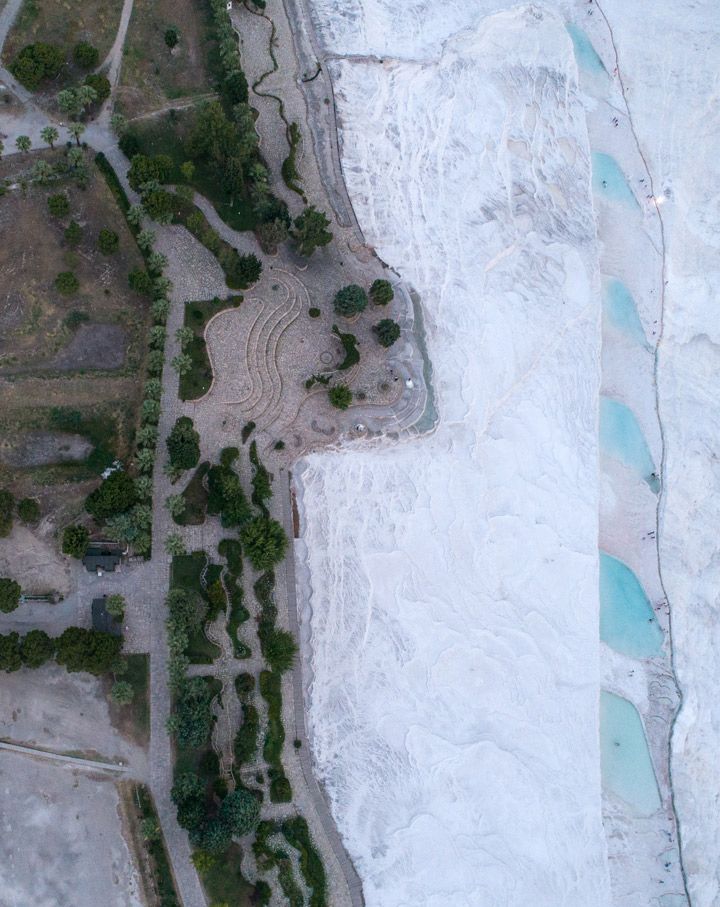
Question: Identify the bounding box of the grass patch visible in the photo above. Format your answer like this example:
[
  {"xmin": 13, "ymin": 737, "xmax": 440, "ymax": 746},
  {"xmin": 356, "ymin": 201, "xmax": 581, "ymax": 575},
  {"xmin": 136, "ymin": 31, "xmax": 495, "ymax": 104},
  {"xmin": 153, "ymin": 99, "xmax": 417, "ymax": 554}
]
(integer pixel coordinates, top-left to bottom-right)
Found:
[
  {"xmin": 170, "ymin": 552, "xmax": 221, "ymax": 663},
  {"xmin": 198, "ymin": 842, "xmax": 256, "ymax": 907},
  {"xmin": 179, "ymin": 297, "xmax": 241, "ymax": 401},
  {"xmin": 123, "ymin": 112, "xmax": 257, "ymax": 232},
  {"xmin": 108, "ymin": 653, "xmax": 150, "ymax": 747},
  {"xmin": 282, "ymin": 816, "xmax": 328, "ymax": 907},
  {"xmin": 132, "ymin": 784, "xmax": 181, "ymax": 907},
  {"xmin": 174, "ymin": 461, "xmax": 209, "ymax": 525},
  {"xmin": 259, "ymin": 669, "xmax": 291, "ymax": 803}
]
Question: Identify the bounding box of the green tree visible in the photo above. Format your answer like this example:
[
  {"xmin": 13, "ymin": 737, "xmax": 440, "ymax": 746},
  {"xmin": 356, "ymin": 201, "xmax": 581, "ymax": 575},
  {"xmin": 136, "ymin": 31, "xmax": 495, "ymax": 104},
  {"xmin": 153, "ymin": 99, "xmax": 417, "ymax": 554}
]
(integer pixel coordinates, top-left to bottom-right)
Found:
[
  {"xmin": 67, "ymin": 122, "xmax": 86, "ymax": 147},
  {"xmin": 56, "ymin": 627, "xmax": 122, "ymax": 674},
  {"xmin": 334, "ymin": 284, "xmax": 367, "ymax": 317},
  {"xmin": 328, "ymin": 384, "xmax": 352, "ymax": 410},
  {"xmin": 219, "ymin": 788, "xmax": 260, "ymax": 835},
  {"xmin": 105, "ymin": 594, "xmax": 126, "ymax": 621},
  {"xmin": 85, "ymin": 470, "xmax": 137, "ymax": 521},
  {"xmin": 147, "ymin": 251, "xmax": 168, "ymax": 275},
  {"xmin": 172, "ymin": 352, "xmax": 193, "ymax": 376},
  {"xmin": 40, "ymin": 125, "xmax": 59, "ymax": 150},
  {"xmin": 98, "ymin": 228, "xmax": 119, "ymax": 254},
  {"xmin": 137, "ymin": 228, "xmax": 156, "ymax": 252},
  {"xmin": 164, "ymin": 25, "xmax": 180, "ymax": 48},
  {"xmin": 84, "ymin": 73, "xmax": 111, "ymax": 103},
  {"xmin": 55, "ymin": 271, "xmax": 79, "ymax": 295},
  {"xmin": 141, "ymin": 817, "xmax": 161, "ymax": 842},
  {"xmin": 127, "ymin": 204, "xmax": 145, "ymax": 228},
  {"xmin": 128, "ymin": 267, "xmax": 154, "ymax": 296},
  {"xmin": 0, "ymin": 140, "xmax": 4, "ymax": 159},
  {"xmin": 62, "ymin": 524, "xmax": 89, "ymax": 557},
  {"xmin": 15, "ymin": 135, "xmax": 31, "ymax": 153},
  {"xmin": 166, "ymin": 417, "xmax": 200, "ymax": 470},
  {"xmin": 175, "ymin": 326, "xmax": 194, "ymax": 350},
  {"xmin": 142, "ymin": 188, "xmax": 174, "ymax": 224},
  {"xmin": 180, "ymin": 160, "xmax": 195, "ymax": 182},
  {"xmin": 111, "ymin": 680, "xmax": 134, "ymax": 704},
  {"xmin": 370, "ymin": 278, "xmax": 394, "ymax": 305},
  {"xmin": 0, "ymin": 578, "xmax": 22, "ymax": 614},
  {"xmin": 17, "ymin": 498, "xmax": 40, "ymax": 523},
  {"xmin": 166, "ymin": 494, "xmax": 186, "ymax": 519},
  {"xmin": 193, "ymin": 819, "xmax": 231, "ymax": 855},
  {"xmin": 20, "ymin": 629, "xmax": 55, "ymax": 668},
  {"xmin": 128, "ymin": 154, "xmax": 173, "ymax": 191},
  {"xmin": 373, "ymin": 318, "xmax": 401, "ymax": 348},
  {"xmin": 64, "ymin": 220, "xmax": 82, "ymax": 247},
  {"xmin": 240, "ymin": 518, "xmax": 287, "ymax": 571},
  {"xmin": 165, "ymin": 532, "xmax": 187, "ymax": 556},
  {"xmin": 256, "ymin": 217, "xmax": 288, "ymax": 254},
  {"xmin": 0, "ymin": 633, "xmax": 22, "ymax": 672},
  {"xmin": 290, "ymin": 205, "xmax": 332, "ymax": 256},
  {"xmin": 192, "ymin": 850, "xmax": 216, "ymax": 872},
  {"xmin": 110, "ymin": 113, "xmax": 127, "ymax": 136},
  {"xmin": 0, "ymin": 488, "xmax": 14, "ymax": 537},
  {"xmin": 48, "ymin": 193, "xmax": 70, "ymax": 217},
  {"xmin": 32, "ymin": 160, "xmax": 54, "ymax": 185},
  {"xmin": 73, "ymin": 41, "xmax": 99, "ymax": 68}
]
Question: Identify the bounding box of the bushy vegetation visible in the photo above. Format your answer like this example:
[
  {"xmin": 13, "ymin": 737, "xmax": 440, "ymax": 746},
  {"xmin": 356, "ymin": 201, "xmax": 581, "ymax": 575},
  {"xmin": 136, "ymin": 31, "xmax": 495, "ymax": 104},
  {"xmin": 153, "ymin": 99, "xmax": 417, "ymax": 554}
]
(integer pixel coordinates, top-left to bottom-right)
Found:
[
  {"xmin": 61, "ymin": 524, "xmax": 89, "ymax": 558},
  {"xmin": 240, "ymin": 517, "xmax": 287, "ymax": 572},
  {"xmin": 17, "ymin": 498, "xmax": 40, "ymax": 523},
  {"xmin": 207, "ymin": 461, "xmax": 252, "ymax": 529},
  {"xmin": 168, "ymin": 676, "xmax": 215, "ymax": 748},
  {"xmin": 73, "ymin": 41, "xmax": 99, "ymax": 69},
  {"xmin": 85, "ymin": 470, "xmax": 137, "ymax": 521},
  {"xmin": 373, "ymin": 317, "xmax": 401, "ymax": 348},
  {"xmin": 328, "ymin": 384, "xmax": 352, "ymax": 410},
  {"xmin": 166, "ymin": 416, "xmax": 201, "ymax": 472},
  {"xmin": 259, "ymin": 670, "xmax": 291, "ymax": 803},
  {"xmin": 282, "ymin": 817, "xmax": 328, "ymax": 907},
  {"xmin": 55, "ymin": 271, "xmax": 80, "ymax": 295},
  {"xmin": 332, "ymin": 324, "xmax": 360, "ymax": 370}
]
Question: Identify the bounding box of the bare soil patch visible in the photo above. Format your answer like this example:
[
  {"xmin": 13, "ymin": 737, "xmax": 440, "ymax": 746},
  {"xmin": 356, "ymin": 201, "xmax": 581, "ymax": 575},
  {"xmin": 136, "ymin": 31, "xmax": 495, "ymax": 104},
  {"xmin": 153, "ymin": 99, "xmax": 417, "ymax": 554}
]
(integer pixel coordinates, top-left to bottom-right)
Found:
[
  {"xmin": 117, "ymin": 0, "xmax": 216, "ymax": 118},
  {"xmin": 48, "ymin": 322, "xmax": 127, "ymax": 371},
  {"xmin": 0, "ymin": 430, "xmax": 92, "ymax": 466}
]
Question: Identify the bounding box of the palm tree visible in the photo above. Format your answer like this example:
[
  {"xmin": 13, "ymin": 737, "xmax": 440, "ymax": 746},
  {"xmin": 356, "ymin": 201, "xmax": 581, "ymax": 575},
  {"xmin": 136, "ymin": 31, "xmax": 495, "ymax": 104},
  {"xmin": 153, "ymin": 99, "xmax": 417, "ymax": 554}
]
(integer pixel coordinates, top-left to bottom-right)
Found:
[
  {"xmin": 31, "ymin": 160, "xmax": 54, "ymax": 185},
  {"xmin": 15, "ymin": 135, "xmax": 31, "ymax": 153},
  {"xmin": 40, "ymin": 126, "xmax": 59, "ymax": 150},
  {"xmin": 67, "ymin": 123, "xmax": 85, "ymax": 147},
  {"xmin": 0, "ymin": 139, "xmax": 5, "ymax": 159}
]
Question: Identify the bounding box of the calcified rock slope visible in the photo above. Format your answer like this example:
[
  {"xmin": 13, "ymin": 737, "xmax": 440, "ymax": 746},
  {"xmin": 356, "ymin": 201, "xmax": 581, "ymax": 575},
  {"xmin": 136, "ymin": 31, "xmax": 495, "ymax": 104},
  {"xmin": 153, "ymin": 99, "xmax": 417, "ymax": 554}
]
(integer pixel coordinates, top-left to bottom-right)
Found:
[
  {"xmin": 296, "ymin": 6, "xmax": 610, "ymax": 906},
  {"xmin": 294, "ymin": 0, "xmax": 718, "ymax": 905}
]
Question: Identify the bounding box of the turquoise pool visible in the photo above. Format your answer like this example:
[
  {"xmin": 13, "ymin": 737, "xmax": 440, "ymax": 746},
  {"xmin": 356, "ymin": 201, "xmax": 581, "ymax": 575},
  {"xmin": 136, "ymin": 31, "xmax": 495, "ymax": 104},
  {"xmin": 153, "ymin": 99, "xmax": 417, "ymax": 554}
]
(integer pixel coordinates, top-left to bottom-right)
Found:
[
  {"xmin": 592, "ymin": 153, "xmax": 639, "ymax": 207},
  {"xmin": 566, "ymin": 23, "xmax": 607, "ymax": 75},
  {"xmin": 600, "ymin": 553, "xmax": 663, "ymax": 658},
  {"xmin": 600, "ymin": 691, "xmax": 661, "ymax": 816},
  {"xmin": 600, "ymin": 397, "xmax": 660, "ymax": 492},
  {"xmin": 603, "ymin": 278, "xmax": 650, "ymax": 349}
]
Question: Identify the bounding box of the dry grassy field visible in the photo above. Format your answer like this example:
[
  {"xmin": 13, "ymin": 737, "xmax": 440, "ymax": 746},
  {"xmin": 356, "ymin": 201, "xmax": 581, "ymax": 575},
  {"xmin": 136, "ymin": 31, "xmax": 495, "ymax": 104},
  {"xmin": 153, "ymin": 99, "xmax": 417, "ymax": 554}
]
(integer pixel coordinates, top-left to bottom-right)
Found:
[
  {"xmin": 3, "ymin": 0, "xmax": 123, "ymax": 84},
  {"xmin": 0, "ymin": 149, "xmax": 151, "ymax": 527},
  {"xmin": 117, "ymin": 0, "xmax": 216, "ymax": 118}
]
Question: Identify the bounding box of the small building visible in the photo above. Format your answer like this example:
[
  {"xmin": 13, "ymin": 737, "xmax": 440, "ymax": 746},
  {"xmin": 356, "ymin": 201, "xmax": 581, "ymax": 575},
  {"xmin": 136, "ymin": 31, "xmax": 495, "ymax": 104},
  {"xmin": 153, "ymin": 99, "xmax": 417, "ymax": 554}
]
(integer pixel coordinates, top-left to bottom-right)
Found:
[
  {"xmin": 83, "ymin": 546, "xmax": 122, "ymax": 574},
  {"xmin": 91, "ymin": 597, "xmax": 122, "ymax": 636}
]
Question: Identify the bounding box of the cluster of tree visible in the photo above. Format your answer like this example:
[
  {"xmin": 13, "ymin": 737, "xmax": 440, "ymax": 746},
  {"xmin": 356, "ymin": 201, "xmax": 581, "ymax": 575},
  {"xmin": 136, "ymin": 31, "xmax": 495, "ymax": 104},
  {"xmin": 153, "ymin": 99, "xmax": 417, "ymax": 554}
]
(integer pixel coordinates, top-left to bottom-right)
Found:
[
  {"xmin": 167, "ymin": 676, "xmax": 215, "ymax": 748},
  {"xmin": 254, "ymin": 571, "xmax": 296, "ymax": 674},
  {"xmin": 0, "ymin": 489, "xmax": 12, "ymax": 537},
  {"xmin": 166, "ymin": 587, "xmax": 207, "ymax": 690},
  {"xmin": 0, "ymin": 578, "xmax": 21, "ymax": 614},
  {"xmin": 171, "ymin": 770, "xmax": 259, "ymax": 854},
  {"xmin": 207, "ymin": 460, "xmax": 253, "ymax": 529},
  {"xmin": 166, "ymin": 416, "xmax": 201, "ymax": 473},
  {"xmin": 85, "ymin": 469, "xmax": 137, "ymax": 521},
  {"xmin": 240, "ymin": 517, "xmax": 287, "ymax": 572},
  {"xmin": 0, "ymin": 627, "xmax": 121, "ymax": 674},
  {"xmin": 10, "ymin": 43, "xmax": 64, "ymax": 90}
]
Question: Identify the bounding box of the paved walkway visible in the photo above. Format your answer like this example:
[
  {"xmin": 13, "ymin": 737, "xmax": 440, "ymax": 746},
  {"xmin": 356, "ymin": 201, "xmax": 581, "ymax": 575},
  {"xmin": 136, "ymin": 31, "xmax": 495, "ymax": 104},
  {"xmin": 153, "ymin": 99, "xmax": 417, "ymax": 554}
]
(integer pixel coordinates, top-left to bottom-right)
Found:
[{"xmin": 0, "ymin": 740, "xmax": 129, "ymax": 773}]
